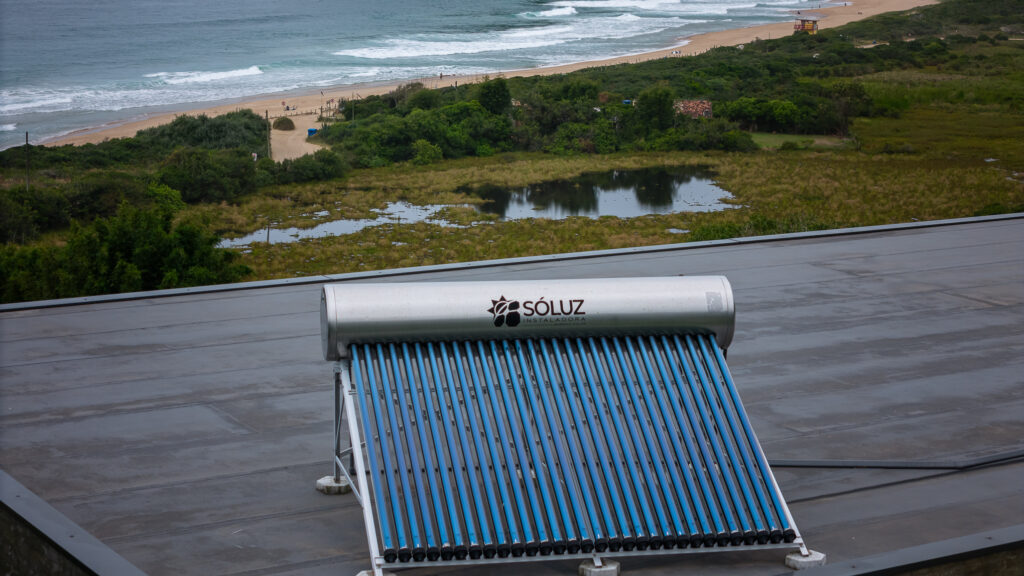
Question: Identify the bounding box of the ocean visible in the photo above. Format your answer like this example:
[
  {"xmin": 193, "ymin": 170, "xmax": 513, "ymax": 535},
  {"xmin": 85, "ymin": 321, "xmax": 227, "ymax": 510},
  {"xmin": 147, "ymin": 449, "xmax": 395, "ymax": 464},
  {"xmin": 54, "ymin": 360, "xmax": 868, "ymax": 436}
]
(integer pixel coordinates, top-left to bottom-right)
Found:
[{"xmin": 0, "ymin": 0, "xmax": 818, "ymax": 150}]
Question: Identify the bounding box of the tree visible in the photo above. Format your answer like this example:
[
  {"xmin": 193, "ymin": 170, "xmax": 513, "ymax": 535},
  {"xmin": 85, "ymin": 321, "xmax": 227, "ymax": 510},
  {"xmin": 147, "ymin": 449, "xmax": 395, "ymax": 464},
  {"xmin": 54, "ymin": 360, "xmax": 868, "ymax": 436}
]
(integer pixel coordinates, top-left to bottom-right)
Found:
[
  {"xmin": 636, "ymin": 85, "xmax": 676, "ymax": 132},
  {"xmin": 404, "ymin": 109, "xmax": 446, "ymax": 144},
  {"xmin": 559, "ymin": 78, "xmax": 600, "ymax": 102},
  {"xmin": 722, "ymin": 97, "xmax": 760, "ymax": 130},
  {"xmin": 767, "ymin": 99, "xmax": 801, "ymax": 131},
  {"xmin": 828, "ymin": 81, "xmax": 873, "ymax": 135},
  {"xmin": 477, "ymin": 78, "xmax": 511, "ymax": 115},
  {"xmin": 404, "ymin": 86, "xmax": 442, "ymax": 111}
]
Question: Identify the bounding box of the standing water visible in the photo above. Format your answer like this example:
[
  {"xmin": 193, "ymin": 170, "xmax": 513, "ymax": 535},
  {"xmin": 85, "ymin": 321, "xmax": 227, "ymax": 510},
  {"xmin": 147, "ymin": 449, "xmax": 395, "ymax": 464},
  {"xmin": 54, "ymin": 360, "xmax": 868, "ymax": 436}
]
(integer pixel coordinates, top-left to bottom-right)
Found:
[
  {"xmin": 220, "ymin": 166, "xmax": 734, "ymax": 247},
  {"xmin": 467, "ymin": 166, "xmax": 733, "ymax": 219}
]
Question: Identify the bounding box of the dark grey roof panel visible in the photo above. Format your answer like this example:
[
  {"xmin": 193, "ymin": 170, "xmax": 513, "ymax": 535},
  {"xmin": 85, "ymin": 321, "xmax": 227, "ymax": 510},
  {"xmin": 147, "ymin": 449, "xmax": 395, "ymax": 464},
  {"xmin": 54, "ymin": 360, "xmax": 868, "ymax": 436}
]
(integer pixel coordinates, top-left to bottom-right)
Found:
[{"xmin": 1, "ymin": 215, "xmax": 1022, "ymax": 575}]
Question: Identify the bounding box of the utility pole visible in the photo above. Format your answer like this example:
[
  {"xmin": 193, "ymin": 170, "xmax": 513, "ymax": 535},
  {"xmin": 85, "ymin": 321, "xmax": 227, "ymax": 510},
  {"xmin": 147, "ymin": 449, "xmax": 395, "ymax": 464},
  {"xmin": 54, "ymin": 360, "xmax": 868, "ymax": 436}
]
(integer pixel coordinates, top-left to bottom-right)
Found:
[
  {"xmin": 265, "ymin": 110, "xmax": 271, "ymax": 160},
  {"xmin": 25, "ymin": 132, "xmax": 29, "ymax": 191}
]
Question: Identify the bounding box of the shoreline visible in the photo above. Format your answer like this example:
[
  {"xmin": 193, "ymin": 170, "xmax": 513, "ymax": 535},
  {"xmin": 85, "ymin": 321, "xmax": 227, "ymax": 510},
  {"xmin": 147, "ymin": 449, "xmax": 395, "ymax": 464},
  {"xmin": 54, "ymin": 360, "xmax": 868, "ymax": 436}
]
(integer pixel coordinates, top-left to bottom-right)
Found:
[{"xmin": 46, "ymin": 0, "xmax": 937, "ymax": 149}]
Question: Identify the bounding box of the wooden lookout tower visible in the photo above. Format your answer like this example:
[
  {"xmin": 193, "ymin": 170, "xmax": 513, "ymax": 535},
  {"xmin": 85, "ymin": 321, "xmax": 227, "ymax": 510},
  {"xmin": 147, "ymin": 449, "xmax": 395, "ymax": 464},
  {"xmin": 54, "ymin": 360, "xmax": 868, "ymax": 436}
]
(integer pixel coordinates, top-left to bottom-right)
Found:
[{"xmin": 794, "ymin": 18, "xmax": 818, "ymax": 34}]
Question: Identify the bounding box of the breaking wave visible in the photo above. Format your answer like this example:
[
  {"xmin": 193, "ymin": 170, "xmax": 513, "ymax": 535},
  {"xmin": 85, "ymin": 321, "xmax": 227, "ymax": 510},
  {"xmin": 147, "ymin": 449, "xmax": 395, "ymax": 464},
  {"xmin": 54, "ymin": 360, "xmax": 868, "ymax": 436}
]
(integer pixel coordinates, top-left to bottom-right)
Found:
[
  {"xmin": 335, "ymin": 14, "xmax": 697, "ymax": 60},
  {"xmin": 145, "ymin": 65, "xmax": 264, "ymax": 85},
  {"xmin": 520, "ymin": 6, "xmax": 579, "ymax": 18}
]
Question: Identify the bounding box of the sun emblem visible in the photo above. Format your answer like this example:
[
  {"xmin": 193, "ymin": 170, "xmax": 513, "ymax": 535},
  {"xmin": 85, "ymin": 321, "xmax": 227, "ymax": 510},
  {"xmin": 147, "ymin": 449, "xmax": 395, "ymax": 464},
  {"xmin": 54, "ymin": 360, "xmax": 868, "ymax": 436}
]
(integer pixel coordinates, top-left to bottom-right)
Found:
[{"xmin": 487, "ymin": 296, "xmax": 521, "ymax": 327}]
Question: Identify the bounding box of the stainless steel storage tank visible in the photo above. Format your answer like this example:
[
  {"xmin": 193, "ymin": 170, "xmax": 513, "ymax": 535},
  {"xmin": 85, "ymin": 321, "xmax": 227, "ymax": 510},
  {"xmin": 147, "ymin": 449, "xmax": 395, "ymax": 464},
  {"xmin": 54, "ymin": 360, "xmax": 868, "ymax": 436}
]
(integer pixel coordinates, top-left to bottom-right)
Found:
[{"xmin": 321, "ymin": 277, "xmax": 735, "ymax": 361}]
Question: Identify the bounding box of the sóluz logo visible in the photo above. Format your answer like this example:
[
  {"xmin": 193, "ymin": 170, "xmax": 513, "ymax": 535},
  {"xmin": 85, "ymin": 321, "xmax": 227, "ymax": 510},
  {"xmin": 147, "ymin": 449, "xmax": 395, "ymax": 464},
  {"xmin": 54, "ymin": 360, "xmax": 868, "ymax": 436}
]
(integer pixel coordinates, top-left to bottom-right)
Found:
[{"xmin": 487, "ymin": 296, "xmax": 521, "ymax": 327}]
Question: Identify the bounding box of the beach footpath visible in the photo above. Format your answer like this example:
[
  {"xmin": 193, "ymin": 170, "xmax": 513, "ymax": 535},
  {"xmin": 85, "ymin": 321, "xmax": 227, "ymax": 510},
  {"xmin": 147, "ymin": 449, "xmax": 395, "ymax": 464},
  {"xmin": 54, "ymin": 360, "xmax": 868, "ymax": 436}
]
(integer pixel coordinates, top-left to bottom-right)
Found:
[{"xmin": 271, "ymin": 113, "xmax": 323, "ymax": 162}]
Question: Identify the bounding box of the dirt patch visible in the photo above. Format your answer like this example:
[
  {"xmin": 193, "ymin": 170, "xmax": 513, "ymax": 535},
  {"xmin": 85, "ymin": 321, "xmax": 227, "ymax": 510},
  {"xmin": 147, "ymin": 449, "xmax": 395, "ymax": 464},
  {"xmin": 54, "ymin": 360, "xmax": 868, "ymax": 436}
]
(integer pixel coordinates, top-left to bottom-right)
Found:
[{"xmin": 271, "ymin": 114, "xmax": 323, "ymax": 161}]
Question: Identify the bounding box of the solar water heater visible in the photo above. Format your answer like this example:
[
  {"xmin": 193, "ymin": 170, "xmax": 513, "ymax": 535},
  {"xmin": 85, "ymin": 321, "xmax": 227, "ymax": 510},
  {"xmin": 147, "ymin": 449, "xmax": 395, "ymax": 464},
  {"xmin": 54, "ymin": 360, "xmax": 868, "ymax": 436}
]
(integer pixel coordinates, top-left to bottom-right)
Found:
[{"xmin": 320, "ymin": 277, "xmax": 809, "ymax": 574}]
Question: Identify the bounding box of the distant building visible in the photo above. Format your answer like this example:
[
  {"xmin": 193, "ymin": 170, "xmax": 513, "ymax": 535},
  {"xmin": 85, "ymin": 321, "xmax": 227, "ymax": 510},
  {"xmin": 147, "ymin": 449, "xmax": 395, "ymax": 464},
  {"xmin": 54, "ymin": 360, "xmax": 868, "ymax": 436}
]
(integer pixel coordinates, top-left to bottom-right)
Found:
[
  {"xmin": 674, "ymin": 99, "xmax": 713, "ymax": 119},
  {"xmin": 794, "ymin": 18, "xmax": 819, "ymax": 34}
]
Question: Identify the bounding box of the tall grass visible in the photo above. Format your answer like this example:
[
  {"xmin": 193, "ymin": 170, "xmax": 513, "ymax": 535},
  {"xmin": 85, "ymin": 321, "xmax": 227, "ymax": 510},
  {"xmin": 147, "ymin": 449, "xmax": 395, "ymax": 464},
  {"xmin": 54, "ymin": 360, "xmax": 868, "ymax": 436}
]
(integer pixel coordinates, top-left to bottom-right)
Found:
[{"xmin": 853, "ymin": 108, "xmax": 1024, "ymax": 165}]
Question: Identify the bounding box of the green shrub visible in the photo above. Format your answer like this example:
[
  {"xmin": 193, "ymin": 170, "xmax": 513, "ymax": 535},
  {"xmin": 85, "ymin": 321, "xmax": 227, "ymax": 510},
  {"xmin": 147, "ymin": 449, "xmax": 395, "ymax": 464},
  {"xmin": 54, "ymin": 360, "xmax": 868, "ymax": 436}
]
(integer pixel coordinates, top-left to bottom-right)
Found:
[
  {"xmin": 275, "ymin": 149, "xmax": 349, "ymax": 183},
  {"xmin": 67, "ymin": 171, "xmax": 148, "ymax": 219},
  {"xmin": 135, "ymin": 110, "xmax": 268, "ymax": 152},
  {"xmin": 403, "ymin": 85, "xmax": 442, "ymax": 111},
  {"xmin": 157, "ymin": 147, "xmax": 256, "ymax": 203},
  {"xmin": 412, "ymin": 139, "xmax": 443, "ymax": 165},
  {"xmin": 0, "ymin": 193, "xmax": 38, "ymax": 244},
  {"xmin": 0, "ymin": 110, "xmax": 268, "ymax": 173},
  {"xmin": 0, "ymin": 203, "xmax": 250, "ymax": 303},
  {"xmin": 272, "ymin": 117, "xmax": 295, "ymax": 130}
]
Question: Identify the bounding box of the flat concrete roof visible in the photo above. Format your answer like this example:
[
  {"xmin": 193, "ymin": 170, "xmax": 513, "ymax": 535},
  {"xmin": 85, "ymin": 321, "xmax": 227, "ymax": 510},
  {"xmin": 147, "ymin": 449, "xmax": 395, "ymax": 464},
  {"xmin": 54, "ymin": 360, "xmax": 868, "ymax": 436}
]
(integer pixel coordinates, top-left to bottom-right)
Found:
[{"xmin": 2, "ymin": 215, "xmax": 1022, "ymax": 575}]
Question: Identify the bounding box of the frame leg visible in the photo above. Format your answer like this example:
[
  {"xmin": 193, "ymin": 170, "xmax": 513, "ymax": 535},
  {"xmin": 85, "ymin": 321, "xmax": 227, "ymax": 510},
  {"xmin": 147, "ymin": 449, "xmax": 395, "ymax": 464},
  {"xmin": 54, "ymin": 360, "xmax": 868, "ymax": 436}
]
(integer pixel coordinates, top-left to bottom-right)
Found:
[
  {"xmin": 786, "ymin": 549, "xmax": 827, "ymax": 570},
  {"xmin": 317, "ymin": 365, "xmax": 352, "ymax": 494},
  {"xmin": 579, "ymin": 558, "xmax": 620, "ymax": 576}
]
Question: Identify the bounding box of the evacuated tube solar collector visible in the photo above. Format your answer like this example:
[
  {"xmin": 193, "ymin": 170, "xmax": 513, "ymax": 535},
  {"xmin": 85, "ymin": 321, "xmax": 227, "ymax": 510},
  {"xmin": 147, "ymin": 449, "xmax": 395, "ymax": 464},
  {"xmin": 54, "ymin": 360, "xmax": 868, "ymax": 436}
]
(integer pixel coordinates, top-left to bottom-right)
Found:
[
  {"xmin": 321, "ymin": 276, "xmax": 735, "ymax": 360},
  {"xmin": 321, "ymin": 276, "xmax": 805, "ymax": 574}
]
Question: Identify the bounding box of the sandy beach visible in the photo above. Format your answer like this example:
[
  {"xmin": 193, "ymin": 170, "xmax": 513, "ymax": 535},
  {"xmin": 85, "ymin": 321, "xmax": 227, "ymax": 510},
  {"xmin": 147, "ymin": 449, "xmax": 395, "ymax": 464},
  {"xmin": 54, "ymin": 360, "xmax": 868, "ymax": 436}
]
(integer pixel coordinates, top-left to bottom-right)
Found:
[{"xmin": 47, "ymin": 0, "xmax": 936, "ymax": 160}]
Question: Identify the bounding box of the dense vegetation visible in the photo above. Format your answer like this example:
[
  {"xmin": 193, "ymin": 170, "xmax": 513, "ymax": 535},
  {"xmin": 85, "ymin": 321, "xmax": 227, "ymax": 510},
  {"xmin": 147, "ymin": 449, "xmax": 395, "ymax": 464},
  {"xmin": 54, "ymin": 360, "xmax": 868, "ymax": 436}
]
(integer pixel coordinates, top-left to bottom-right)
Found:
[
  {"xmin": 0, "ymin": 108, "xmax": 350, "ymax": 301},
  {"xmin": 1, "ymin": 0, "xmax": 1022, "ymax": 303},
  {"xmin": 319, "ymin": 0, "xmax": 1023, "ymax": 167},
  {"xmin": 1, "ymin": 201, "xmax": 250, "ymax": 302},
  {"xmin": 0, "ymin": 111, "xmax": 347, "ymax": 242}
]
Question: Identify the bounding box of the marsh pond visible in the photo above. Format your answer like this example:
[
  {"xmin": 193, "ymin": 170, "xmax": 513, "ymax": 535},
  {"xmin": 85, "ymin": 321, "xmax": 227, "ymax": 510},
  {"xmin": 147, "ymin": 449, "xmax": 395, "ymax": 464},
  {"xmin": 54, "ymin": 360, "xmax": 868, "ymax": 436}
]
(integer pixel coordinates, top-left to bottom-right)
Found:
[{"xmin": 222, "ymin": 166, "xmax": 734, "ymax": 247}]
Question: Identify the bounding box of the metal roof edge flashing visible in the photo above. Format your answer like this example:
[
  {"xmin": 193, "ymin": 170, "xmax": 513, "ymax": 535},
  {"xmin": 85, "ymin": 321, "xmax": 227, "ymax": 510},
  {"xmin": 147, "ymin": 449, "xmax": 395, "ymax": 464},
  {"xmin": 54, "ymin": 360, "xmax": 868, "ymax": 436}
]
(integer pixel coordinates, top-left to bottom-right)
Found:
[
  {"xmin": 3, "ymin": 212, "xmax": 1021, "ymax": 313},
  {"xmin": 1, "ymin": 469, "xmax": 148, "ymax": 576}
]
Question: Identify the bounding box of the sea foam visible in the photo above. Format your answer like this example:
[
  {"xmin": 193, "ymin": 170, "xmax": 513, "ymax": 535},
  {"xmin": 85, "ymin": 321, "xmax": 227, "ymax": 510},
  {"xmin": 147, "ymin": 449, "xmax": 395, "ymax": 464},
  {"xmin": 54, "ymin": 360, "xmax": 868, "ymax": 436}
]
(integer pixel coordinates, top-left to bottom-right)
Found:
[
  {"xmin": 145, "ymin": 66, "xmax": 263, "ymax": 85},
  {"xmin": 520, "ymin": 6, "xmax": 578, "ymax": 18},
  {"xmin": 335, "ymin": 13, "xmax": 699, "ymax": 60},
  {"xmin": 335, "ymin": 28, "xmax": 574, "ymax": 59},
  {"xmin": 549, "ymin": 0, "xmax": 757, "ymax": 16},
  {"xmin": 0, "ymin": 92, "xmax": 75, "ymax": 115}
]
